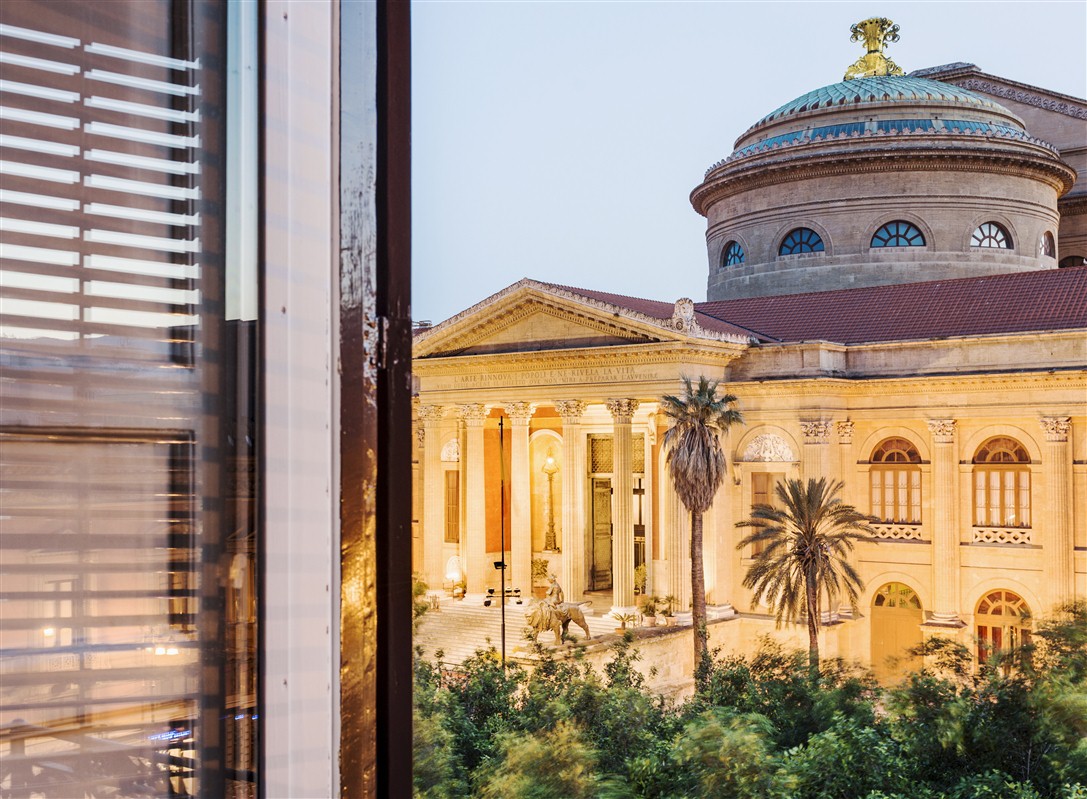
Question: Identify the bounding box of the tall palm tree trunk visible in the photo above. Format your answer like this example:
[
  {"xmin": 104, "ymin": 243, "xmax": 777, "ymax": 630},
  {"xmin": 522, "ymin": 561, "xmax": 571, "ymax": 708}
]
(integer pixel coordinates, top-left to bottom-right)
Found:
[
  {"xmin": 691, "ymin": 509, "xmax": 707, "ymax": 667},
  {"xmin": 805, "ymin": 578, "xmax": 820, "ymax": 677}
]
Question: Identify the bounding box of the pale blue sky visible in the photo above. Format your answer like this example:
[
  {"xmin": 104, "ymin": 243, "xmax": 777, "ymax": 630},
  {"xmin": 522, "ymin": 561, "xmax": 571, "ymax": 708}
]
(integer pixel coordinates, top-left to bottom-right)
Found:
[{"xmin": 411, "ymin": 1, "xmax": 1087, "ymax": 325}]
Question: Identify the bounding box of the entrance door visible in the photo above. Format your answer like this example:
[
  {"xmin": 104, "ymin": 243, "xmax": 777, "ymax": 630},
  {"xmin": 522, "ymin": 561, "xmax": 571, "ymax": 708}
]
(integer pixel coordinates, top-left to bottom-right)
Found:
[
  {"xmin": 870, "ymin": 583, "xmax": 923, "ymax": 682},
  {"xmin": 591, "ymin": 478, "xmax": 613, "ymax": 589}
]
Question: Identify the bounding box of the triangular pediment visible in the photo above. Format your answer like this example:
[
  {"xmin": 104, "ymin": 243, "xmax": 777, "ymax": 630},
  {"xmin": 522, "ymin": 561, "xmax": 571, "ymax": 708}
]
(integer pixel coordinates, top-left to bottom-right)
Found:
[{"xmin": 414, "ymin": 279, "xmax": 752, "ymax": 359}]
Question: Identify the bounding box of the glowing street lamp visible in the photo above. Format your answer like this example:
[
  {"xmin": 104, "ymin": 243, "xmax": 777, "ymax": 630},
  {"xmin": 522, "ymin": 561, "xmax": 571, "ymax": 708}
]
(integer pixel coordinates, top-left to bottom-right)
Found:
[{"xmin": 542, "ymin": 448, "xmax": 559, "ymax": 551}]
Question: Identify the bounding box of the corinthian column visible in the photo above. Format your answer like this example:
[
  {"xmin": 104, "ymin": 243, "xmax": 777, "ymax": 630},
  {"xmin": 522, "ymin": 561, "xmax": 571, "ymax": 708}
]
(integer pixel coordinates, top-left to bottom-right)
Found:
[
  {"xmin": 927, "ymin": 419, "xmax": 963, "ymax": 626},
  {"xmin": 419, "ymin": 405, "xmax": 446, "ymax": 589},
  {"xmin": 1040, "ymin": 417, "xmax": 1073, "ymax": 609},
  {"xmin": 460, "ymin": 403, "xmax": 489, "ymax": 594},
  {"xmin": 836, "ymin": 420, "xmax": 856, "ymax": 616},
  {"xmin": 800, "ymin": 420, "xmax": 833, "ymax": 483},
  {"xmin": 556, "ymin": 400, "xmax": 587, "ymax": 601},
  {"xmin": 607, "ymin": 398, "xmax": 639, "ymax": 612},
  {"xmin": 664, "ymin": 469, "xmax": 691, "ymax": 613},
  {"xmin": 506, "ymin": 401, "xmax": 536, "ymax": 597}
]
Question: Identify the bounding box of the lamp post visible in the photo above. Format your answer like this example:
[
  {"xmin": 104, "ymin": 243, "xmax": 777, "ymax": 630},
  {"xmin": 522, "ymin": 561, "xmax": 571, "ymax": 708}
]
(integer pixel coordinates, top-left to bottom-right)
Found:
[{"xmin": 542, "ymin": 448, "xmax": 559, "ymax": 551}]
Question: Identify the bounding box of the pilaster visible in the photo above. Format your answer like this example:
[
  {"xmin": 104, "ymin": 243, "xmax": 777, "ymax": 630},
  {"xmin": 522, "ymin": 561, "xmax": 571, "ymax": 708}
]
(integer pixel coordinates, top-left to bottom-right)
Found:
[
  {"xmin": 419, "ymin": 405, "xmax": 446, "ymax": 589},
  {"xmin": 1040, "ymin": 416, "xmax": 1073, "ymax": 609},
  {"xmin": 800, "ymin": 420, "xmax": 833, "ymax": 483},
  {"xmin": 927, "ymin": 419, "xmax": 963, "ymax": 626}
]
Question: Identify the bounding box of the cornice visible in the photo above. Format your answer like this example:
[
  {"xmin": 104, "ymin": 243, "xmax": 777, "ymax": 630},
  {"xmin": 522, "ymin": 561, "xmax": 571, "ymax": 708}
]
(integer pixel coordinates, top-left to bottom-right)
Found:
[
  {"xmin": 692, "ymin": 140, "xmax": 1075, "ymax": 213},
  {"xmin": 413, "ymin": 340, "xmax": 745, "ymax": 377},
  {"xmin": 949, "ymin": 77, "xmax": 1087, "ymax": 121},
  {"xmin": 1059, "ymin": 194, "xmax": 1087, "ymax": 217},
  {"xmin": 730, "ymin": 370, "xmax": 1087, "ymax": 398}
]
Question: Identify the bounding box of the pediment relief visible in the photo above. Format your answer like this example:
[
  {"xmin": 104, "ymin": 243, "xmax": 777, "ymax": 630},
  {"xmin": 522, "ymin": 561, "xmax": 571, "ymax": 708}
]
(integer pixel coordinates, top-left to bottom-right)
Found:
[{"xmin": 418, "ymin": 299, "xmax": 662, "ymax": 358}]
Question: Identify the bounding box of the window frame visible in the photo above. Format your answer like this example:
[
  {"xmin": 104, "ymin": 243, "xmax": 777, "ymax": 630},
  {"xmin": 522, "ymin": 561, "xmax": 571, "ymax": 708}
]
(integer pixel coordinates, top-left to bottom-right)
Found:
[
  {"xmin": 971, "ymin": 221, "xmax": 1013, "ymax": 250},
  {"xmin": 972, "ymin": 438, "xmax": 1031, "ymax": 528},
  {"xmin": 778, "ymin": 227, "xmax": 825, "ymax": 256},
  {"xmin": 871, "ymin": 220, "xmax": 926, "ymax": 248}
]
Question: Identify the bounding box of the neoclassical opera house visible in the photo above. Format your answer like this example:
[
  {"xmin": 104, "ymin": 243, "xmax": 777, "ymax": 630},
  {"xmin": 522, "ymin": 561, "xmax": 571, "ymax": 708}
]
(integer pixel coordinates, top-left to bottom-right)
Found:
[{"xmin": 412, "ymin": 20, "xmax": 1086, "ymax": 677}]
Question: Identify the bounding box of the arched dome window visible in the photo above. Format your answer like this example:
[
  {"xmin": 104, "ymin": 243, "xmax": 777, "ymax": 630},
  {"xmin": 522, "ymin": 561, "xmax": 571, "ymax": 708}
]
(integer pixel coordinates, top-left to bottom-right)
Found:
[
  {"xmin": 871, "ymin": 221, "xmax": 925, "ymax": 248},
  {"xmin": 779, "ymin": 227, "xmax": 824, "ymax": 255},
  {"xmin": 973, "ymin": 437, "xmax": 1030, "ymax": 529},
  {"xmin": 722, "ymin": 241, "xmax": 745, "ymax": 267},
  {"xmin": 870, "ymin": 438, "xmax": 921, "ymax": 523},
  {"xmin": 1039, "ymin": 231, "xmax": 1056, "ymax": 258},
  {"xmin": 971, "ymin": 222, "xmax": 1013, "ymax": 249},
  {"xmin": 976, "ymin": 590, "xmax": 1031, "ymax": 667}
]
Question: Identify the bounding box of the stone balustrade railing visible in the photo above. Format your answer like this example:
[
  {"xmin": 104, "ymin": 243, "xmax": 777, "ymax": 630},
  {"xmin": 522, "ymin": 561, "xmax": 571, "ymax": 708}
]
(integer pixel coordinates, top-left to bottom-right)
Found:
[
  {"xmin": 973, "ymin": 527, "xmax": 1032, "ymax": 546},
  {"xmin": 869, "ymin": 522, "xmax": 925, "ymax": 542}
]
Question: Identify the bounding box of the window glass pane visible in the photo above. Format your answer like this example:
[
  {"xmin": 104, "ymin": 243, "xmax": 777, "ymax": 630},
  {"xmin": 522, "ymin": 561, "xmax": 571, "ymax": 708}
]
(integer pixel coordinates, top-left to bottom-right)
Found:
[{"xmin": 1019, "ymin": 469, "xmax": 1031, "ymax": 527}]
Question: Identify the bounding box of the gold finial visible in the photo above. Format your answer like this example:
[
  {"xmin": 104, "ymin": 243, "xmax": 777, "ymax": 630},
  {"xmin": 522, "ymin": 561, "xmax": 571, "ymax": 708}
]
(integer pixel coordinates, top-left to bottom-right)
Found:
[{"xmin": 844, "ymin": 17, "xmax": 905, "ymax": 80}]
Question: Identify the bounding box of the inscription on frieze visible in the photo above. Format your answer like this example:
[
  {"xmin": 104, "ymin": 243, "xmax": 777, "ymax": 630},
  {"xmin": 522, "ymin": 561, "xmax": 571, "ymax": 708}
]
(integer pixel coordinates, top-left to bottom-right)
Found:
[{"xmin": 437, "ymin": 364, "xmax": 642, "ymax": 390}]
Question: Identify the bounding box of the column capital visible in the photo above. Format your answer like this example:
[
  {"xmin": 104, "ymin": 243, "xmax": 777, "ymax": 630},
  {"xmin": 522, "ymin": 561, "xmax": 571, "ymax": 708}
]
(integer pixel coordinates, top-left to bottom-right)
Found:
[
  {"xmin": 800, "ymin": 420, "xmax": 832, "ymax": 443},
  {"xmin": 555, "ymin": 399, "xmax": 588, "ymax": 421},
  {"xmin": 1040, "ymin": 416, "xmax": 1071, "ymax": 443},
  {"xmin": 417, "ymin": 404, "xmax": 444, "ymax": 424},
  {"xmin": 605, "ymin": 398, "xmax": 639, "ymax": 422},
  {"xmin": 459, "ymin": 403, "xmax": 489, "ymax": 425},
  {"xmin": 927, "ymin": 418, "xmax": 957, "ymax": 443},
  {"xmin": 835, "ymin": 420, "xmax": 854, "ymax": 444},
  {"xmin": 504, "ymin": 401, "xmax": 537, "ymax": 424}
]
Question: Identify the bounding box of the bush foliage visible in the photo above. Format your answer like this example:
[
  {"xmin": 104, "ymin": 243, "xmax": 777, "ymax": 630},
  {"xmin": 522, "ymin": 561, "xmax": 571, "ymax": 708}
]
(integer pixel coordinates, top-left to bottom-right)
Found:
[{"xmin": 414, "ymin": 603, "xmax": 1087, "ymax": 798}]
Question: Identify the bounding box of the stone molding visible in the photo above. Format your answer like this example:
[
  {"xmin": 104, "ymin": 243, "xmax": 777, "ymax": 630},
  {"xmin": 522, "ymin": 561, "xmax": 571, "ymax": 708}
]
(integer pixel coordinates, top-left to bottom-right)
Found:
[
  {"xmin": 741, "ymin": 433, "xmax": 796, "ymax": 463},
  {"xmin": 836, "ymin": 420, "xmax": 855, "ymax": 444},
  {"xmin": 927, "ymin": 419, "xmax": 957, "ymax": 443},
  {"xmin": 1040, "ymin": 416, "xmax": 1071, "ymax": 443},
  {"xmin": 605, "ymin": 398, "xmax": 639, "ymax": 422},
  {"xmin": 973, "ymin": 527, "xmax": 1032, "ymax": 546},
  {"xmin": 952, "ymin": 78, "xmax": 1087, "ymax": 120},
  {"xmin": 870, "ymin": 522, "xmax": 925, "ymax": 542},
  {"xmin": 504, "ymin": 401, "xmax": 537, "ymax": 423},
  {"xmin": 459, "ymin": 403, "xmax": 488, "ymax": 425},
  {"xmin": 554, "ymin": 400, "xmax": 588, "ymax": 421},
  {"xmin": 800, "ymin": 420, "xmax": 833, "ymax": 443}
]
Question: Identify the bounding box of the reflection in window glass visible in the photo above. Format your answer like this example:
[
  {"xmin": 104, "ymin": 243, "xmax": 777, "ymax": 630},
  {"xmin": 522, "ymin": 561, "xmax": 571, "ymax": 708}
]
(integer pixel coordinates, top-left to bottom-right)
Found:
[{"xmin": 779, "ymin": 227, "xmax": 824, "ymax": 255}]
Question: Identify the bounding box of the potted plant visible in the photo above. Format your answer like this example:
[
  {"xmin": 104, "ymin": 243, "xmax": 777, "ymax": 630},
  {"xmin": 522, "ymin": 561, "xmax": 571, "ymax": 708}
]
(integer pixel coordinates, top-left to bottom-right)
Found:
[
  {"xmin": 634, "ymin": 563, "xmax": 647, "ymax": 595},
  {"xmin": 661, "ymin": 594, "xmax": 676, "ymax": 626},
  {"xmin": 642, "ymin": 595, "xmax": 659, "ymax": 626},
  {"xmin": 531, "ymin": 558, "xmax": 550, "ymax": 598},
  {"xmin": 609, "ymin": 610, "xmax": 638, "ymax": 634},
  {"xmin": 452, "ymin": 579, "xmax": 467, "ymax": 600}
]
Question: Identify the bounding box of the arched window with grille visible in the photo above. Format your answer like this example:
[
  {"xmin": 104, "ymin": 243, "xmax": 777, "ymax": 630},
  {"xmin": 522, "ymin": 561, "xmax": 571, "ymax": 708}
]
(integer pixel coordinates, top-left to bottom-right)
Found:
[
  {"xmin": 779, "ymin": 227, "xmax": 825, "ymax": 255},
  {"xmin": 871, "ymin": 221, "xmax": 925, "ymax": 248},
  {"xmin": 976, "ymin": 590, "xmax": 1031, "ymax": 666},
  {"xmin": 973, "ymin": 437, "xmax": 1031, "ymax": 528},
  {"xmin": 870, "ymin": 438, "xmax": 921, "ymax": 523},
  {"xmin": 722, "ymin": 240, "xmax": 745, "ymax": 266},
  {"xmin": 971, "ymin": 222, "xmax": 1013, "ymax": 249}
]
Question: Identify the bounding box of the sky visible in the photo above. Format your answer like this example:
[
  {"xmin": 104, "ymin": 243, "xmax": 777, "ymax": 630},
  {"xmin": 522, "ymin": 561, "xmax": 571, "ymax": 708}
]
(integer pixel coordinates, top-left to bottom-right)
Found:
[{"xmin": 411, "ymin": 1, "xmax": 1087, "ymax": 325}]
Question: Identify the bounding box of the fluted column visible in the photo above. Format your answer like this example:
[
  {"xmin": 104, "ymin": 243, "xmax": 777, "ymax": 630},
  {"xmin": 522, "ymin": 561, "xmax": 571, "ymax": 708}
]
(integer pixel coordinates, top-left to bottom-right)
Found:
[
  {"xmin": 607, "ymin": 398, "xmax": 639, "ymax": 612},
  {"xmin": 927, "ymin": 419, "xmax": 963, "ymax": 626},
  {"xmin": 419, "ymin": 405, "xmax": 446, "ymax": 588},
  {"xmin": 506, "ymin": 402, "xmax": 536, "ymax": 597},
  {"xmin": 664, "ymin": 470, "xmax": 691, "ymax": 613},
  {"xmin": 556, "ymin": 400, "xmax": 588, "ymax": 602},
  {"xmin": 461, "ymin": 403, "xmax": 489, "ymax": 594},
  {"xmin": 800, "ymin": 420, "xmax": 832, "ymax": 483},
  {"xmin": 1040, "ymin": 417, "xmax": 1073, "ymax": 609}
]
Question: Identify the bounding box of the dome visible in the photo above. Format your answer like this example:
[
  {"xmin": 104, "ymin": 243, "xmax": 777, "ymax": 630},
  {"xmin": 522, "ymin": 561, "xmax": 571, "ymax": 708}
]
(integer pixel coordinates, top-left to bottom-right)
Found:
[{"xmin": 750, "ymin": 75, "xmax": 1011, "ymax": 131}]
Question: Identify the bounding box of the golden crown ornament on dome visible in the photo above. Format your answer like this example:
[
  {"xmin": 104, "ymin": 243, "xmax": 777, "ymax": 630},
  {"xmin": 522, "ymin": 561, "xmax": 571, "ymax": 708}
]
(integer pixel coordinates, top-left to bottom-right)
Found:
[{"xmin": 844, "ymin": 17, "xmax": 905, "ymax": 80}]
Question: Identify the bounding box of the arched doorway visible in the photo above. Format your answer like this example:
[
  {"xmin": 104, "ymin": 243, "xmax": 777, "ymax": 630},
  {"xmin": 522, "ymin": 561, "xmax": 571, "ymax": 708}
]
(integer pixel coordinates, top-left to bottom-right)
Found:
[
  {"xmin": 870, "ymin": 582, "xmax": 923, "ymax": 681},
  {"xmin": 975, "ymin": 590, "xmax": 1031, "ymax": 667}
]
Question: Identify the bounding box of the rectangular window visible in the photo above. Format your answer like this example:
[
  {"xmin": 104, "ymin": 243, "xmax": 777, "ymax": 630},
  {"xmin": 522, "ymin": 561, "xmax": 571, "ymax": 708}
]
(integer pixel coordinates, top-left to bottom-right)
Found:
[
  {"xmin": 444, "ymin": 470, "xmax": 460, "ymax": 543},
  {"xmin": 750, "ymin": 472, "xmax": 779, "ymax": 555},
  {"xmin": 974, "ymin": 468, "xmax": 1031, "ymax": 528}
]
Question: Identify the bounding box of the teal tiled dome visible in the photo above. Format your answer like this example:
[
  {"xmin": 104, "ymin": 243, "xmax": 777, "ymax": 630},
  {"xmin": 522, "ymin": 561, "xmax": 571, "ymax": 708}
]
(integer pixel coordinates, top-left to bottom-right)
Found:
[{"xmin": 753, "ymin": 76, "xmax": 1009, "ymax": 128}]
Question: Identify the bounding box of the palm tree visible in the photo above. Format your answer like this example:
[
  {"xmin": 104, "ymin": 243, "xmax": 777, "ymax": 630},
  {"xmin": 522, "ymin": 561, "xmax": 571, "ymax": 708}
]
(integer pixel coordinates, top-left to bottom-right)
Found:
[
  {"xmin": 660, "ymin": 376, "xmax": 743, "ymax": 670},
  {"xmin": 736, "ymin": 477, "xmax": 874, "ymax": 675}
]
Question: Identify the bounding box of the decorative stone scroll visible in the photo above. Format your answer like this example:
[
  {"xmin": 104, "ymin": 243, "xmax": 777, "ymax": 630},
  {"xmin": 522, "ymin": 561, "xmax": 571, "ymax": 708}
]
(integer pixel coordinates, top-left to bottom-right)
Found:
[
  {"xmin": 836, "ymin": 421, "xmax": 854, "ymax": 444},
  {"xmin": 417, "ymin": 404, "xmax": 444, "ymax": 423},
  {"xmin": 870, "ymin": 523, "xmax": 925, "ymax": 542},
  {"xmin": 1040, "ymin": 416, "xmax": 1071, "ymax": 443},
  {"xmin": 973, "ymin": 527, "xmax": 1032, "ymax": 546},
  {"xmin": 671, "ymin": 298, "xmax": 698, "ymax": 333},
  {"xmin": 504, "ymin": 401, "xmax": 536, "ymax": 423},
  {"xmin": 554, "ymin": 399, "xmax": 588, "ymax": 421},
  {"xmin": 741, "ymin": 434, "xmax": 796, "ymax": 463},
  {"xmin": 440, "ymin": 439, "xmax": 460, "ymax": 463},
  {"xmin": 800, "ymin": 421, "xmax": 833, "ymax": 443},
  {"xmin": 459, "ymin": 403, "xmax": 488, "ymax": 425},
  {"xmin": 927, "ymin": 419, "xmax": 957, "ymax": 443},
  {"xmin": 605, "ymin": 398, "xmax": 639, "ymax": 423}
]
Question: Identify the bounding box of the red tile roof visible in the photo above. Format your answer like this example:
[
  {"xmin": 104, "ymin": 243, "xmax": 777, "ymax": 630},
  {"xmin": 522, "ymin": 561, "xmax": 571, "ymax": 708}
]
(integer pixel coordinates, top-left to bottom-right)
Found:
[{"xmin": 695, "ymin": 268, "xmax": 1087, "ymax": 344}]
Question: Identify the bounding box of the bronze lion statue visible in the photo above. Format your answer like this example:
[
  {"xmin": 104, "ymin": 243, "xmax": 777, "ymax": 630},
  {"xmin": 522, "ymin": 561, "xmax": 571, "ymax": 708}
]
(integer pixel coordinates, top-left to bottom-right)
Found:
[{"xmin": 525, "ymin": 600, "xmax": 592, "ymax": 644}]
